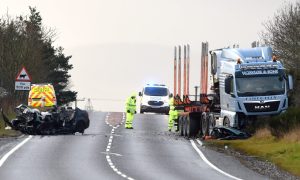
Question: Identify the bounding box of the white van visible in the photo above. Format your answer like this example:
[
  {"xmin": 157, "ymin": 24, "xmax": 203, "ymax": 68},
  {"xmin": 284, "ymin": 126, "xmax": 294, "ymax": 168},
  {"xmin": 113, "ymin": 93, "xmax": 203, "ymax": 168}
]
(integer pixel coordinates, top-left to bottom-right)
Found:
[{"xmin": 139, "ymin": 84, "xmax": 171, "ymax": 114}]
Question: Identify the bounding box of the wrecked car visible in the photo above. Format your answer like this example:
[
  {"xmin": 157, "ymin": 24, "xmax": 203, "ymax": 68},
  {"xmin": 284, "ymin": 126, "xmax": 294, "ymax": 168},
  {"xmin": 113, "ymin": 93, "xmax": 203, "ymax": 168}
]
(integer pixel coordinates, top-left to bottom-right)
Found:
[
  {"xmin": 209, "ymin": 126, "xmax": 250, "ymax": 140},
  {"xmin": 1, "ymin": 104, "xmax": 89, "ymax": 135}
]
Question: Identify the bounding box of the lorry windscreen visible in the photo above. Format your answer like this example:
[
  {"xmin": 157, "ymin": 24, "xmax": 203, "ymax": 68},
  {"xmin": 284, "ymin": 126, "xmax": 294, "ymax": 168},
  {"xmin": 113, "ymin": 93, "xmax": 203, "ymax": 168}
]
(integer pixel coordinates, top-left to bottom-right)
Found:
[
  {"xmin": 144, "ymin": 87, "xmax": 168, "ymax": 96},
  {"xmin": 236, "ymin": 76, "xmax": 285, "ymax": 97}
]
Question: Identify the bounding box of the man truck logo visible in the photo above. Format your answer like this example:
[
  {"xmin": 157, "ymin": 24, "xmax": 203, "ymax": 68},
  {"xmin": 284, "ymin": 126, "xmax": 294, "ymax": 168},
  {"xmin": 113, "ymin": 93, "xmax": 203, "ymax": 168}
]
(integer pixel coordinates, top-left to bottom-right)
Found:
[
  {"xmin": 260, "ymin": 100, "xmax": 265, "ymax": 104},
  {"xmin": 254, "ymin": 105, "xmax": 270, "ymax": 110}
]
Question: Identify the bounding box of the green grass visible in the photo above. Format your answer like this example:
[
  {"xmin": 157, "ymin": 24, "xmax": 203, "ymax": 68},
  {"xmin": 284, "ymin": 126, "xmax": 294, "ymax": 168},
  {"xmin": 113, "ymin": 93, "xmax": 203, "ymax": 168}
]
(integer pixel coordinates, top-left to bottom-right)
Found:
[
  {"xmin": 210, "ymin": 130, "xmax": 300, "ymax": 176},
  {"xmin": 0, "ymin": 112, "xmax": 21, "ymax": 137}
]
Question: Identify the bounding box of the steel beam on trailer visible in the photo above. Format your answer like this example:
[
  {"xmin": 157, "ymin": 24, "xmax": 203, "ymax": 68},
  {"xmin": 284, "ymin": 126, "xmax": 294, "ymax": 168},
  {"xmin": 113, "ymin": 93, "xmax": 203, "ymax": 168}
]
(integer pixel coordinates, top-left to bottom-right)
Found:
[
  {"xmin": 178, "ymin": 46, "xmax": 181, "ymax": 97},
  {"xmin": 174, "ymin": 46, "xmax": 177, "ymax": 96}
]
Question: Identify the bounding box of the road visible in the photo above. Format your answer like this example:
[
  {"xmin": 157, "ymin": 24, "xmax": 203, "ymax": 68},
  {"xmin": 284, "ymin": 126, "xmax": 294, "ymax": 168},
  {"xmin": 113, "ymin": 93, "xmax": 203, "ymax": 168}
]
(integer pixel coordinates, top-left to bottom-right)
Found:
[{"xmin": 0, "ymin": 112, "xmax": 267, "ymax": 180}]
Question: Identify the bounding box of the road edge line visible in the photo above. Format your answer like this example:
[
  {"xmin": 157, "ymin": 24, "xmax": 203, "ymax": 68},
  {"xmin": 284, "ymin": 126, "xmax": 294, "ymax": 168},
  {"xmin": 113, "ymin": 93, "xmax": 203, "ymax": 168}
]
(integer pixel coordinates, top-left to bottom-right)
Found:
[
  {"xmin": 0, "ymin": 135, "xmax": 32, "ymax": 167},
  {"xmin": 190, "ymin": 139, "xmax": 243, "ymax": 180}
]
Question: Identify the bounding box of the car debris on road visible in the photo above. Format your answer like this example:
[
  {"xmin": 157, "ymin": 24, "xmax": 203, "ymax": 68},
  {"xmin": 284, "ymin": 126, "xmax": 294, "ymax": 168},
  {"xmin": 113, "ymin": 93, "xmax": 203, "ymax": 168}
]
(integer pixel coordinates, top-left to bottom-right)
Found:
[
  {"xmin": 1, "ymin": 104, "xmax": 89, "ymax": 135},
  {"xmin": 204, "ymin": 126, "xmax": 251, "ymax": 140}
]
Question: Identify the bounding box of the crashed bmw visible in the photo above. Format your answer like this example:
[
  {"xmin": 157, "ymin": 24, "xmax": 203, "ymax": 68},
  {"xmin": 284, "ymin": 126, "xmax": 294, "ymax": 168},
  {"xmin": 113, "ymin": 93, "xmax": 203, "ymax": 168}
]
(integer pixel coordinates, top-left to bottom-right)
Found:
[{"xmin": 1, "ymin": 104, "xmax": 89, "ymax": 135}]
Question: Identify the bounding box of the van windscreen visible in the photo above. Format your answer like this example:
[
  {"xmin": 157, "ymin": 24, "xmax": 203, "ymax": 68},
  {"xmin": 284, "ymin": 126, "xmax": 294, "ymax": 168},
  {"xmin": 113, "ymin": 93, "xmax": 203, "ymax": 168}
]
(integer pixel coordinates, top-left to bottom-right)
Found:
[{"xmin": 144, "ymin": 87, "xmax": 168, "ymax": 96}]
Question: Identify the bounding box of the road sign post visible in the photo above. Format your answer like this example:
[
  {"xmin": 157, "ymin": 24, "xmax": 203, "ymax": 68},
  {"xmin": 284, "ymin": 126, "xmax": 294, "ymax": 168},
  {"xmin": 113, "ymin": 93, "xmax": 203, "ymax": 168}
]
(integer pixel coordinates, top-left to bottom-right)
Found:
[{"xmin": 15, "ymin": 66, "xmax": 31, "ymax": 91}]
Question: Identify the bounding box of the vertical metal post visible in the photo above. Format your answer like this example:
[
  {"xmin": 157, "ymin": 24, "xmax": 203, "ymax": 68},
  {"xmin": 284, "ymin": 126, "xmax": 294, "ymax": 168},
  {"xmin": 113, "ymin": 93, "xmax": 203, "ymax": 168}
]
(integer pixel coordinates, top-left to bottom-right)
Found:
[
  {"xmin": 194, "ymin": 86, "xmax": 198, "ymax": 101},
  {"xmin": 187, "ymin": 44, "xmax": 190, "ymax": 95},
  {"xmin": 183, "ymin": 45, "xmax": 187, "ymax": 96},
  {"xmin": 174, "ymin": 47, "xmax": 177, "ymax": 96},
  {"xmin": 178, "ymin": 46, "xmax": 181, "ymax": 97}
]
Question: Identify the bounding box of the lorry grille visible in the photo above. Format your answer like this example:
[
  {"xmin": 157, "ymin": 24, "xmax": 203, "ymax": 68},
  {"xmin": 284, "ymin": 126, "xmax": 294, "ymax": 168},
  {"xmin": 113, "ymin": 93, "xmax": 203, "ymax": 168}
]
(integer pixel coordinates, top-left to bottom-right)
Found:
[
  {"xmin": 148, "ymin": 101, "xmax": 164, "ymax": 106},
  {"xmin": 244, "ymin": 101, "xmax": 280, "ymax": 112}
]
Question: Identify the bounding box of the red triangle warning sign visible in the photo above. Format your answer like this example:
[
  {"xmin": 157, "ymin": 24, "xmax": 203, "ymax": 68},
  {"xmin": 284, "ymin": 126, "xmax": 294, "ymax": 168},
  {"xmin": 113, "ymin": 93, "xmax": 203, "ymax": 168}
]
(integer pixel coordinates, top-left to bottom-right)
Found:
[{"xmin": 16, "ymin": 66, "xmax": 31, "ymax": 82}]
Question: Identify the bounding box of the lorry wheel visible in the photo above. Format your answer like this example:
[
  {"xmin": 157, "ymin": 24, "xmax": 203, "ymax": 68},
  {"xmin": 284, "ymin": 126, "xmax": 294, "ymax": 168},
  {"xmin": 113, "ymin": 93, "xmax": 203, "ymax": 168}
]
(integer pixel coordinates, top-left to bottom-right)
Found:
[
  {"xmin": 208, "ymin": 113, "xmax": 215, "ymax": 135},
  {"xmin": 187, "ymin": 116, "xmax": 198, "ymax": 138},
  {"xmin": 223, "ymin": 117, "xmax": 230, "ymax": 127},
  {"xmin": 201, "ymin": 112, "xmax": 209, "ymax": 136},
  {"xmin": 183, "ymin": 116, "xmax": 187, "ymax": 137},
  {"xmin": 186, "ymin": 116, "xmax": 191, "ymax": 137},
  {"xmin": 179, "ymin": 116, "xmax": 184, "ymax": 136},
  {"xmin": 140, "ymin": 110, "xmax": 144, "ymax": 114}
]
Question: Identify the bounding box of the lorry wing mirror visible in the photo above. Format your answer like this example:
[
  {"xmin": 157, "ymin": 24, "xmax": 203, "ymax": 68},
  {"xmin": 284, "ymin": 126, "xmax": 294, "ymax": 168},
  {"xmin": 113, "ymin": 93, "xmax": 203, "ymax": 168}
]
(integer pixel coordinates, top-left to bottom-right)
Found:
[
  {"xmin": 169, "ymin": 93, "xmax": 173, "ymax": 98},
  {"xmin": 288, "ymin": 75, "xmax": 293, "ymax": 90},
  {"xmin": 138, "ymin": 92, "xmax": 142, "ymax": 96},
  {"xmin": 225, "ymin": 75, "xmax": 233, "ymax": 94}
]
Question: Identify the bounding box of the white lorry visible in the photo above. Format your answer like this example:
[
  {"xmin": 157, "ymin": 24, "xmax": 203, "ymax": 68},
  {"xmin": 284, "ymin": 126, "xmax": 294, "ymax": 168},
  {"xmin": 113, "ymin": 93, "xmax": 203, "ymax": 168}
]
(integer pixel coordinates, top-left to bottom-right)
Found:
[{"xmin": 173, "ymin": 43, "xmax": 293, "ymax": 137}]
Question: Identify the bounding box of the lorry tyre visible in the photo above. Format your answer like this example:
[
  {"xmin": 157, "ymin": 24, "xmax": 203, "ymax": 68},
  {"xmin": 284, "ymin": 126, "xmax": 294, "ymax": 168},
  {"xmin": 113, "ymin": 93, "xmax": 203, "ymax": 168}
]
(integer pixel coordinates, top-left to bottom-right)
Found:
[
  {"xmin": 201, "ymin": 112, "xmax": 209, "ymax": 136},
  {"xmin": 223, "ymin": 117, "xmax": 230, "ymax": 127},
  {"xmin": 208, "ymin": 113, "xmax": 215, "ymax": 135},
  {"xmin": 179, "ymin": 116, "xmax": 184, "ymax": 136},
  {"xmin": 140, "ymin": 109, "xmax": 144, "ymax": 114},
  {"xmin": 183, "ymin": 116, "xmax": 187, "ymax": 137},
  {"xmin": 187, "ymin": 116, "xmax": 198, "ymax": 138},
  {"xmin": 175, "ymin": 118, "xmax": 179, "ymax": 132},
  {"xmin": 186, "ymin": 116, "xmax": 191, "ymax": 137}
]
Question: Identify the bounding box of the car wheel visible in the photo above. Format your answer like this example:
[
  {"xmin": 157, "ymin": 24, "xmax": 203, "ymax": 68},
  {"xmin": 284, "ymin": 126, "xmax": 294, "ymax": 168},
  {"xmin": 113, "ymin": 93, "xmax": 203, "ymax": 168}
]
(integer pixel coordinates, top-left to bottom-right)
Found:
[{"xmin": 75, "ymin": 121, "xmax": 86, "ymax": 134}]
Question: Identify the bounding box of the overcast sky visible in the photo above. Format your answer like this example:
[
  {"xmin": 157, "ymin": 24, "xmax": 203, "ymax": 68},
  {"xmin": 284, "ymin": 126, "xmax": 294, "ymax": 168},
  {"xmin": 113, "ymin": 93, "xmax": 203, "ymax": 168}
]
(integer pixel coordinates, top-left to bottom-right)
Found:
[{"xmin": 1, "ymin": 0, "xmax": 298, "ymax": 111}]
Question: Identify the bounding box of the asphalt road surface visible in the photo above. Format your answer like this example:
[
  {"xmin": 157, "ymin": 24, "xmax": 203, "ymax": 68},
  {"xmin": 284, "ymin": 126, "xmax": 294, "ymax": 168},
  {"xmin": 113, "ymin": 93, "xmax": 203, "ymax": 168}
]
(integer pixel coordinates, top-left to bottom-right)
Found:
[{"xmin": 0, "ymin": 112, "xmax": 267, "ymax": 180}]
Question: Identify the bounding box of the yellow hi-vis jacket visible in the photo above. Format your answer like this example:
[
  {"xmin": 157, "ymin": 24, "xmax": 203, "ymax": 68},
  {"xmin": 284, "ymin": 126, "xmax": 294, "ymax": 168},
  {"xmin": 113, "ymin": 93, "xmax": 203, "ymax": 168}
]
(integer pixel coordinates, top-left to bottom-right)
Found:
[{"xmin": 126, "ymin": 95, "xmax": 136, "ymax": 114}]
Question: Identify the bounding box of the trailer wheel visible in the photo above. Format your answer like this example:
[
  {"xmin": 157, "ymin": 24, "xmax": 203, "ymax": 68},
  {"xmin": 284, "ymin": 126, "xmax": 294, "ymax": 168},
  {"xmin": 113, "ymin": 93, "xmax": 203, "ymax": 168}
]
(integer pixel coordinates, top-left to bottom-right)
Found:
[
  {"xmin": 179, "ymin": 116, "xmax": 184, "ymax": 136},
  {"xmin": 201, "ymin": 112, "xmax": 209, "ymax": 136},
  {"xmin": 182, "ymin": 116, "xmax": 187, "ymax": 137},
  {"xmin": 187, "ymin": 116, "xmax": 198, "ymax": 138},
  {"xmin": 175, "ymin": 117, "xmax": 179, "ymax": 132},
  {"xmin": 208, "ymin": 113, "xmax": 216, "ymax": 135},
  {"xmin": 223, "ymin": 117, "xmax": 230, "ymax": 127}
]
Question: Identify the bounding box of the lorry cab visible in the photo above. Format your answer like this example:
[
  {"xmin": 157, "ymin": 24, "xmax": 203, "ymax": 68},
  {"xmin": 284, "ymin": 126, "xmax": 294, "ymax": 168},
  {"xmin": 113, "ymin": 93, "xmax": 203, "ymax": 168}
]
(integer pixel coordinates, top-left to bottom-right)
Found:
[
  {"xmin": 211, "ymin": 47, "xmax": 292, "ymax": 128},
  {"xmin": 139, "ymin": 84, "xmax": 170, "ymax": 114},
  {"xmin": 28, "ymin": 83, "xmax": 57, "ymax": 108}
]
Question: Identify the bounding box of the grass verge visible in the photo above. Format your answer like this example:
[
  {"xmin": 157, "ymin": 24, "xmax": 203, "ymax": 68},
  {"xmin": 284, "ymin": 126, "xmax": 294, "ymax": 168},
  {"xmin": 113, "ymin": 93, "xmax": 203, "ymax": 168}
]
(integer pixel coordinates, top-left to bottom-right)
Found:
[{"xmin": 210, "ymin": 128, "xmax": 300, "ymax": 177}]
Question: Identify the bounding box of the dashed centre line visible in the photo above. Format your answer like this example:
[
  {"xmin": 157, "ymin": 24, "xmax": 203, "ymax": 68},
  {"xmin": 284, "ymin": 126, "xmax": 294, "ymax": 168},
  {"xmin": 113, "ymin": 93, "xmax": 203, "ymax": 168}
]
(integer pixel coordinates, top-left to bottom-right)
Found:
[{"xmin": 105, "ymin": 113, "xmax": 135, "ymax": 180}]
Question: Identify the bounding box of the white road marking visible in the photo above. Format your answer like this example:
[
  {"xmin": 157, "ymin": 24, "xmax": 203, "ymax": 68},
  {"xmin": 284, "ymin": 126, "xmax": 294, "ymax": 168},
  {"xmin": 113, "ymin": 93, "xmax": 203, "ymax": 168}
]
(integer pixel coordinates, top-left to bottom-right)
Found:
[
  {"xmin": 196, "ymin": 138, "xmax": 203, "ymax": 146},
  {"xmin": 0, "ymin": 135, "xmax": 32, "ymax": 167},
  {"xmin": 190, "ymin": 139, "xmax": 243, "ymax": 180},
  {"xmin": 105, "ymin": 112, "xmax": 135, "ymax": 180}
]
